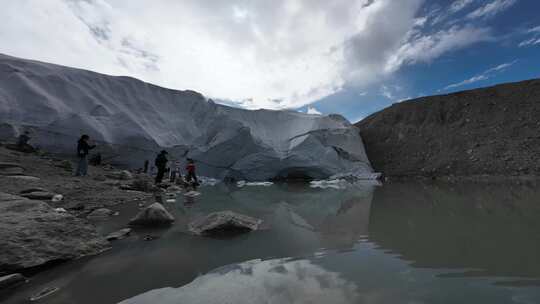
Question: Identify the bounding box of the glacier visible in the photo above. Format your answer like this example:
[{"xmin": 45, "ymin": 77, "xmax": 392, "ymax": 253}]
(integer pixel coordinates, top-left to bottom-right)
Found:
[{"xmin": 0, "ymin": 53, "xmax": 375, "ymax": 181}]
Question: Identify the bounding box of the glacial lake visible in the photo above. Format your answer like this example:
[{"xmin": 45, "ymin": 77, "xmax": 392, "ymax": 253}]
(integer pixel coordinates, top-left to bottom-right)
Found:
[{"xmin": 3, "ymin": 181, "xmax": 540, "ymax": 304}]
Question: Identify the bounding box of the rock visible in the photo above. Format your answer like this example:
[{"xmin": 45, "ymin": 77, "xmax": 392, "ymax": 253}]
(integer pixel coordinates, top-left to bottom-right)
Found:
[
  {"xmin": 93, "ymin": 175, "xmax": 107, "ymax": 181},
  {"xmin": 0, "ymin": 273, "xmax": 26, "ymax": 290},
  {"xmin": 30, "ymin": 286, "xmax": 60, "ymax": 301},
  {"xmin": 51, "ymin": 194, "xmax": 64, "ymax": 202},
  {"xmin": 119, "ymin": 184, "xmax": 137, "ymax": 191},
  {"xmin": 0, "ymin": 165, "xmax": 24, "ymax": 175},
  {"xmin": 106, "ymin": 170, "xmax": 134, "ymax": 180},
  {"xmin": 20, "ymin": 191, "xmax": 55, "ymax": 200},
  {"xmin": 0, "ymin": 162, "xmax": 24, "ymax": 176},
  {"xmin": 19, "ymin": 187, "xmax": 49, "ymax": 194},
  {"xmin": 5, "ymin": 175, "xmax": 40, "ymax": 181},
  {"xmin": 166, "ymin": 185, "xmax": 183, "ymax": 192},
  {"xmin": 129, "ymin": 203, "xmax": 174, "ymax": 226},
  {"xmin": 54, "ymin": 160, "xmax": 73, "ymax": 171},
  {"xmin": 184, "ymin": 191, "xmax": 201, "ymax": 198},
  {"xmin": 106, "ymin": 228, "xmax": 131, "ymax": 241},
  {"xmin": 0, "ymin": 192, "xmax": 109, "ymax": 271},
  {"xmin": 188, "ymin": 211, "xmax": 262, "ymax": 236},
  {"xmin": 130, "ymin": 175, "xmax": 155, "ymax": 192},
  {"xmin": 87, "ymin": 208, "xmax": 114, "ymax": 218},
  {"xmin": 54, "ymin": 208, "xmax": 67, "ymax": 213}
]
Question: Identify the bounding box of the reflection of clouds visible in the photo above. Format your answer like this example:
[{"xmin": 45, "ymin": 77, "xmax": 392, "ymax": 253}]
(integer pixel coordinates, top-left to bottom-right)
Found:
[{"xmin": 118, "ymin": 258, "xmax": 359, "ymax": 304}]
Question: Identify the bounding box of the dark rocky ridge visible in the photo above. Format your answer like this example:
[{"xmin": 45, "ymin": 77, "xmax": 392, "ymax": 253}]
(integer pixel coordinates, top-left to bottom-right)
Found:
[{"xmin": 356, "ymin": 79, "xmax": 540, "ymax": 178}]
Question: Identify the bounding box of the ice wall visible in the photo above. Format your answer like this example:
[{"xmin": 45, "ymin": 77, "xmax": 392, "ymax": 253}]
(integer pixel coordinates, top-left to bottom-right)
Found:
[{"xmin": 0, "ymin": 53, "xmax": 374, "ymax": 180}]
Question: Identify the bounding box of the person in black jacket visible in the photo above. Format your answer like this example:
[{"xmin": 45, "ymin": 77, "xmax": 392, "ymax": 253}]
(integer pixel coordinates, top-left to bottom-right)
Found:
[
  {"xmin": 75, "ymin": 134, "xmax": 96, "ymax": 176},
  {"xmin": 154, "ymin": 150, "xmax": 168, "ymax": 184}
]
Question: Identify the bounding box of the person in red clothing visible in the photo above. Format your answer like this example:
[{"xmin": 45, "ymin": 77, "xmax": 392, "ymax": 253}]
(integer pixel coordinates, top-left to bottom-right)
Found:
[{"xmin": 185, "ymin": 158, "xmax": 199, "ymax": 185}]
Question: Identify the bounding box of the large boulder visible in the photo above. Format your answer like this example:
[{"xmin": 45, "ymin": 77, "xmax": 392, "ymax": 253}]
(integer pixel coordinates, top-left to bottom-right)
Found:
[
  {"xmin": 188, "ymin": 211, "xmax": 262, "ymax": 236},
  {"xmin": 129, "ymin": 203, "xmax": 174, "ymax": 226},
  {"xmin": 0, "ymin": 192, "xmax": 109, "ymax": 272}
]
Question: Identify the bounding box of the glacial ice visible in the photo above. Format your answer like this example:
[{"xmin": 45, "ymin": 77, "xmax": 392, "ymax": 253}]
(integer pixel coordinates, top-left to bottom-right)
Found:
[{"xmin": 0, "ymin": 53, "xmax": 375, "ymax": 181}]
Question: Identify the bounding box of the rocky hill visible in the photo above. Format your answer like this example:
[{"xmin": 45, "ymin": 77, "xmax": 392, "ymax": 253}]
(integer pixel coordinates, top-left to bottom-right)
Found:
[
  {"xmin": 356, "ymin": 79, "xmax": 540, "ymax": 178},
  {"xmin": 0, "ymin": 53, "xmax": 374, "ymax": 181}
]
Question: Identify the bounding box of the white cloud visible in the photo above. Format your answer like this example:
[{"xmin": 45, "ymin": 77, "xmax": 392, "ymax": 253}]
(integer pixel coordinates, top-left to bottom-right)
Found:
[
  {"xmin": 442, "ymin": 61, "xmax": 516, "ymax": 90},
  {"xmin": 0, "ymin": 0, "xmax": 498, "ymax": 110},
  {"xmin": 449, "ymin": 0, "xmax": 476, "ymax": 13},
  {"xmin": 519, "ymin": 38, "xmax": 540, "ymax": 47},
  {"xmin": 528, "ymin": 26, "xmax": 540, "ymax": 33},
  {"xmin": 467, "ymin": 0, "xmax": 517, "ymax": 20},
  {"xmin": 306, "ymin": 106, "xmax": 322, "ymax": 115},
  {"xmin": 385, "ymin": 25, "xmax": 493, "ymax": 73}
]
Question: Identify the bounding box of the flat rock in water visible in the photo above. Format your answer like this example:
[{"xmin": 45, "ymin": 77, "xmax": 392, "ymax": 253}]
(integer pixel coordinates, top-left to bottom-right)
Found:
[
  {"xmin": 20, "ymin": 191, "xmax": 56, "ymax": 200},
  {"xmin": 0, "ymin": 273, "xmax": 26, "ymax": 289},
  {"xmin": 188, "ymin": 211, "xmax": 262, "ymax": 236},
  {"xmin": 129, "ymin": 203, "xmax": 174, "ymax": 226},
  {"xmin": 106, "ymin": 228, "xmax": 131, "ymax": 241},
  {"xmin": 0, "ymin": 192, "xmax": 109, "ymax": 271}
]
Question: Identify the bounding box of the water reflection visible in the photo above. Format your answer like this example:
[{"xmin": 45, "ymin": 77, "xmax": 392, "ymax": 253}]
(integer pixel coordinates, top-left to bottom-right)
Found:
[
  {"xmin": 368, "ymin": 181, "xmax": 540, "ymax": 285},
  {"xmin": 118, "ymin": 258, "xmax": 360, "ymax": 304},
  {"xmin": 4, "ymin": 181, "xmax": 540, "ymax": 304}
]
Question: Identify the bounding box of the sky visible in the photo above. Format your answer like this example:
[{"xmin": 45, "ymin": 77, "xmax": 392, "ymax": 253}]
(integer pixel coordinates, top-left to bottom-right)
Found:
[{"xmin": 0, "ymin": 0, "xmax": 539, "ymax": 122}]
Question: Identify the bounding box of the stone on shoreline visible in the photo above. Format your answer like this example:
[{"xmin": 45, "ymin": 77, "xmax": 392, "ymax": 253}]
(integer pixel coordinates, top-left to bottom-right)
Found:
[
  {"xmin": 0, "ymin": 192, "xmax": 109, "ymax": 271},
  {"xmin": 129, "ymin": 203, "xmax": 174, "ymax": 226},
  {"xmin": 188, "ymin": 211, "xmax": 262, "ymax": 236}
]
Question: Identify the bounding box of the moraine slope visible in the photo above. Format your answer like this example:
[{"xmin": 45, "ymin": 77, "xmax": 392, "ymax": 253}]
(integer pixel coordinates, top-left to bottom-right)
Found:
[{"xmin": 356, "ymin": 79, "xmax": 540, "ymax": 178}]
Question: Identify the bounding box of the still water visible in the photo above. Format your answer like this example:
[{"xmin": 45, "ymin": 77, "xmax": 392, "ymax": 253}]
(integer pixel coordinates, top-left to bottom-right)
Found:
[{"xmin": 3, "ymin": 181, "xmax": 540, "ymax": 304}]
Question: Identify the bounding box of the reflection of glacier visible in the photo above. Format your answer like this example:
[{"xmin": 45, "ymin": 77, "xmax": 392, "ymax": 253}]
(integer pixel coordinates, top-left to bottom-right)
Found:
[
  {"xmin": 0, "ymin": 53, "xmax": 374, "ymax": 181},
  {"xmin": 118, "ymin": 258, "xmax": 359, "ymax": 304}
]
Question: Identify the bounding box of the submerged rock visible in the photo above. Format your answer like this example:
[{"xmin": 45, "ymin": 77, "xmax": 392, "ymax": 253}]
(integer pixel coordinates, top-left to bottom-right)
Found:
[
  {"xmin": 188, "ymin": 211, "xmax": 262, "ymax": 236},
  {"xmin": 0, "ymin": 273, "xmax": 26, "ymax": 290},
  {"xmin": 129, "ymin": 203, "xmax": 174, "ymax": 226},
  {"xmin": 0, "ymin": 192, "xmax": 109, "ymax": 271}
]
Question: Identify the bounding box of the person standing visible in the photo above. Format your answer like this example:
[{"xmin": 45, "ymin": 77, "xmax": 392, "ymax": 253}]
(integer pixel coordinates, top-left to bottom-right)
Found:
[
  {"xmin": 143, "ymin": 160, "xmax": 149, "ymax": 173},
  {"xmin": 154, "ymin": 150, "xmax": 168, "ymax": 184},
  {"xmin": 17, "ymin": 131, "xmax": 31, "ymax": 148},
  {"xmin": 185, "ymin": 158, "xmax": 198, "ymax": 185},
  {"xmin": 75, "ymin": 135, "xmax": 96, "ymax": 176}
]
